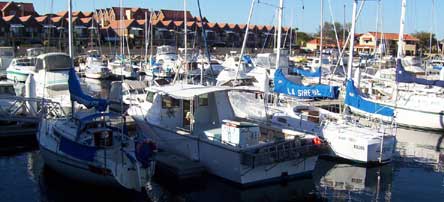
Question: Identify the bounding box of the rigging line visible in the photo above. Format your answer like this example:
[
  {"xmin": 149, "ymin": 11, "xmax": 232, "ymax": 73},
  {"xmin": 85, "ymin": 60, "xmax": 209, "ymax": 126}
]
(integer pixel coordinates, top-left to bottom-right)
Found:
[
  {"xmin": 257, "ymin": 0, "xmax": 279, "ymax": 8},
  {"xmin": 196, "ymin": 0, "xmax": 215, "ymax": 81}
]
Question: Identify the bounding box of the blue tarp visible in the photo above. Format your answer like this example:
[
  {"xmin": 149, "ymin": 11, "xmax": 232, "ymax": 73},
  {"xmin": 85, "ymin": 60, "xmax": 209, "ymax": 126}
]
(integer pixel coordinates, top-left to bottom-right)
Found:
[
  {"xmin": 344, "ymin": 80, "xmax": 394, "ymax": 117},
  {"xmin": 433, "ymin": 65, "xmax": 443, "ymax": 71},
  {"xmin": 242, "ymin": 55, "xmax": 252, "ymax": 64},
  {"xmin": 59, "ymin": 136, "xmax": 97, "ymax": 162},
  {"xmin": 69, "ymin": 68, "xmax": 108, "ymax": 111},
  {"xmin": 291, "ymin": 67, "xmax": 321, "ymax": 77},
  {"xmin": 396, "ymin": 59, "xmax": 444, "ymax": 88},
  {"xmin": 273, "ymin": 69, "xmax": 339, "ymax": 99}
]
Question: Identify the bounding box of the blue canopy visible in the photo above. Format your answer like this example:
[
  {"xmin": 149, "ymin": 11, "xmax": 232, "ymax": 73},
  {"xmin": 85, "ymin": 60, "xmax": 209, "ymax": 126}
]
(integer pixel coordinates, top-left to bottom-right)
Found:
[
  {"xmin": 291, "ymin": 67, "xmax": 321, "ymax": 77},
  {"xmin": 396, "ymin": 59, "xmax": 444, "ymax": 88},
  {"xmin": 273, "ymin": 69, "xmax": 339, "ymax": 99},
  {"xmin": 344, "ymin": 80, "xmax": 394, "ymax": 117},
  {"xmin": 69, "ymin": 68, "xmax": 108, "ymax": 111}
]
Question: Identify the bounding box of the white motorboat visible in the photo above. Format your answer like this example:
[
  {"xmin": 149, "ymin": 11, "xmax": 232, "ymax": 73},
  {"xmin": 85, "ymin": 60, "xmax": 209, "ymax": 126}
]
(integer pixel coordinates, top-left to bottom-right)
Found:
[
  {"xmin": 84, "ymin": 64, "xmax": 111, "ymax": 79},
  {"xmin": 32, "ymin": 53, "xmax": 73, "ymax": 111},
  {"xmin": 0, "ymin": 47, "xmax": 15, "ymax": 74},
  {"xmin": 109, "ymin": 80, "xmax": 148, "ymax": 112},
  {"xmin": 6, "ymin": 57, "xmax": 36, "ymax": 82},
  {"xmin": 128, "ymin": 84, "xmax": 325, "ymax": 185},
  {"xmin": 108, "ymin": 59, "xmax": 138, "ymax": 79}
]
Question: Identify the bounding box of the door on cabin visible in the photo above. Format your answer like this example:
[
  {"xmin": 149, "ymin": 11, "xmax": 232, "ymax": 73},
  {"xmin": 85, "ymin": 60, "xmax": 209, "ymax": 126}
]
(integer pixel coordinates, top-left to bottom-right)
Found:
[{"xmin": 183, "ymin": 100, "xmax": 191, "ymax": 128}]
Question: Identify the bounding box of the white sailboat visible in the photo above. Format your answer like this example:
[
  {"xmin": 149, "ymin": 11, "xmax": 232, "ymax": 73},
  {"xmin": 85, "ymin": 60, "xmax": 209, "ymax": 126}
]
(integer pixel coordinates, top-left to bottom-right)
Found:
[
  {"xmin": 38, "ymin": 0, "xmax": 156, "ymax": 192},
  {"xmin": 346, "ymin": 0, "xmax": 444, "ymax": 131}
]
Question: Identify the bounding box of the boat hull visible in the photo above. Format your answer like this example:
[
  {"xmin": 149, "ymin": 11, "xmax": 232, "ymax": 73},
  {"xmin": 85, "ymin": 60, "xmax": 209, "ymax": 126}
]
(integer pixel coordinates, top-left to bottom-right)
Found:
[
  {"xmin": 135, "ymin": 119, "xmax": 318, "ymax": 185},
  {"xmin": 39, "ymin": 144, "xmax": 120, "ymax": 187}
]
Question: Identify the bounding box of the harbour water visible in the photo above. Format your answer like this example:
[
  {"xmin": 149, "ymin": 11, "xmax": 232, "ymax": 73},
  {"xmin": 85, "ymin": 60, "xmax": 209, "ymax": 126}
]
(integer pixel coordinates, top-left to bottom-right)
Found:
[{"xmin": 1, "ymin": 78, "xmax": 444, "ymax": 202}]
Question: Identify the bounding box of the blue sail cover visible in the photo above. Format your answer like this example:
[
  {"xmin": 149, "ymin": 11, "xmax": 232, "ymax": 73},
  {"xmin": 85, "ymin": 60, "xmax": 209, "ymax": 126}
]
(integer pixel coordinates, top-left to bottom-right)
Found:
[
  {"xmin": 69, "ymin": 68, "xmax": 108, "ymax": 111},
  {"xmin": 433, "ymin": 65, "xmax": 443, "ymax": 71},
  {"xmin": 274, "ymin": 69, "xmax": 339, "ymax": 99},
  {"xmin": 291, "ymin": 67, "xmax": 321, "ymax": 77},
  {"xmin": 59, "ymin": 136, "xmax": 97, "ymax": 161},
  {"xmin": 396, "ymin": 59, "xmax": 444, "ymax": 87},
  {"xmin": 344, "ymin": 80, "xmax": 394, "ymax": 117}
]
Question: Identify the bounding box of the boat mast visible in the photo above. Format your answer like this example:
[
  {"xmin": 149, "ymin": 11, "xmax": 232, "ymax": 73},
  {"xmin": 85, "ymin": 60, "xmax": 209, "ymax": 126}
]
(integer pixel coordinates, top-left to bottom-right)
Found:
[
  {"xmin": 68, "ymin": 0, "xmax": 74, "ymax": 117},
  {"xmin": 429, "ymin": 0, "xmax": 434, "ymax": 57},
  {"xmin": 397, "ymin": 0, "xmax": 406, "ymax": 59},
  {"xmin": 68, "ymin": 0, "xmax": 73, "ymax": 58},
  {"xmin": 275, "ymin": 0, "xmax": 283, "ymax": 70},
  {"xmin": 184, "ymin": 0, "xmax": 188, "ymax": 83},
  {"xmin": 144, "ymin": 11, "xmax": 148, "ymax": 64},
  {"xmin": 235, "ymin": 0, "xmax": 255, "ymax": 82},
  {"xmin": 346, "ymin": 0, "xmax": 357, "ymax": 81},
  {"xmin": 319, "ymin": 0, "xmax": 323, "ymax": 84}
]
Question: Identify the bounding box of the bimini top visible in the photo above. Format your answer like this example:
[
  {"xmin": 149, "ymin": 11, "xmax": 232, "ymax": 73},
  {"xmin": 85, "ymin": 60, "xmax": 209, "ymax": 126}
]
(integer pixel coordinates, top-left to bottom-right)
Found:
[
  {"xmin": 37, "ymin": 52, "xmax": 72, "ymax": 71},
  {"xmin": 149, "ymin": 84, "xmax": 235, "ymax": 100}
]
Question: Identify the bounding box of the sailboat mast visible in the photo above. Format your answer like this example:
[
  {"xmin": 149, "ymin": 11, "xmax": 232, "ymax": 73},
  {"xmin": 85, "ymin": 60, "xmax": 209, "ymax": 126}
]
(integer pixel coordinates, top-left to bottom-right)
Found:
[
  {"xmin": 429, "ymin": 0, "xmax": 434, "ymax": 56},
  {"xmin": 68, "ymin": 0, "xmax": 74, "ymax": 117},
  {"xmin": 397, "ymin": 0, "xmax": 406, "ymax": 59},
  {"xmin": 319, "ymin": 0, "xmax": 323, "ymax": 66},
  {"xmin": 68, "ymin": 0, "xmax": 73, "ymax": 58},
  {"xmin": 184, "ymin": 0, "xmax": 188, "ymax": 79},
  {"xmin": 144, "ymin": 11, "xmax": 148, "ymax": 64},
  {"xmin": 275, "ymin": 0, "xmax": 283, "ymax": 70},
  {"xmin": 346, "ymin": 0, "xmax": 357, "ymax": 80},
  {"xmin": 235, "ymin": 0, "xmax": 255, "ymax": 82}
]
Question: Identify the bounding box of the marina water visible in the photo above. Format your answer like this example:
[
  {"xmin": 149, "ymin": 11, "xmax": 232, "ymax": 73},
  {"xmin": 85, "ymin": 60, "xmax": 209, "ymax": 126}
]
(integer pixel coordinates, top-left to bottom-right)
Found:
[{"xmin": 1, "ymin": 79, "xmax": 443, "ymax": 202}]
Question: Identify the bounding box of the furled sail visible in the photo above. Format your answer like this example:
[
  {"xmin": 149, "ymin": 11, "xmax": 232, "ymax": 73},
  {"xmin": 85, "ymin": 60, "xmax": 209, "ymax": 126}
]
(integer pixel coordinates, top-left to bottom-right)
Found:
[
  {"xmin": 344, "ymin": 80, "xmax": 394, "ymax": 117},
  {"xmin": 274, "ymin": 69, "xmax": 339, "ymax": 99},
  {"xmin": 69, "ymin": 68, "xmax": 108, "ymax": 111},
  {"xmin": 396, "ymin": 59, "xmax": 444, "ymax": 87}
]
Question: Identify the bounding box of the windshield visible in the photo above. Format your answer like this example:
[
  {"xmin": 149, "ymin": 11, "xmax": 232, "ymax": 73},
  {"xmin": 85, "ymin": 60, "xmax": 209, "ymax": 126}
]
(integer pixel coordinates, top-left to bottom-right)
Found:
[
  {"xmin": 15, "ymin": 58, "xmax": 35, "ymax": 66},
  {"xmin": 0, "ymin": 86, "xmax": 15, "ymax": 95},
  {"xmin": 43, "ymin": 55, "xmax": 72, "ymax": 71},
  {"xmin": 157, "ymin": 46, "xmax": 176, "ymax": 55}
]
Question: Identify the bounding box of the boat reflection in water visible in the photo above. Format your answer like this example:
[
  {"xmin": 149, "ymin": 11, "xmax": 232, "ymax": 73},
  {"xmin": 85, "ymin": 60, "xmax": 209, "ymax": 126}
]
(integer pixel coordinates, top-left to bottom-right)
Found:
[
  {"xmin": 313, "ymin": 160, "xmax": 394, "ymax": 201},
  {"xmin": 395, "ymin": 128, "xmax": 444, "ymax": 172}
]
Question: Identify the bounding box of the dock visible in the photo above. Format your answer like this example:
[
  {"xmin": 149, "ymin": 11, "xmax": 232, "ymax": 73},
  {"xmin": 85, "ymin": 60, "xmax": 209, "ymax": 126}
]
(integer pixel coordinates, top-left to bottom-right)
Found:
[{"xmin": 155, "ymin": 151, "xmax": 206, "ymax": 180}]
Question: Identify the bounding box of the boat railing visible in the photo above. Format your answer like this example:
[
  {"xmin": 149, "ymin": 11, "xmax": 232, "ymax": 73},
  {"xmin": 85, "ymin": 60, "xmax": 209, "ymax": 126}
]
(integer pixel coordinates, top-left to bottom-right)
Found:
[
  {"xmin": 0, "ymin": 96, "xmax": 66, "ymax": 122},
  {"xmin": 240, "ymin": 139, "xmax": 327, "ymax": 168}
]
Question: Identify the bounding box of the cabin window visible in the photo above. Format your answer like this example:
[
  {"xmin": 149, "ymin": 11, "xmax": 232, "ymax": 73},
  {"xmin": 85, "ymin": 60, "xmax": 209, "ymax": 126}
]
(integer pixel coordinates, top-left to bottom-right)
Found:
[
  {"xmin": 162, "ymin": 96, "xmax": 180, "ymax": 108},
  {"xmin": 35, "ymin": 58, "xmax": 43, "ymax": 70},
  {"xmin": 146, "ymin": 91, "xmax": 155, "ymax": 103},
  {"xmin": 198, "ymin": 94, "xmax": 208, "ymax": 106}
]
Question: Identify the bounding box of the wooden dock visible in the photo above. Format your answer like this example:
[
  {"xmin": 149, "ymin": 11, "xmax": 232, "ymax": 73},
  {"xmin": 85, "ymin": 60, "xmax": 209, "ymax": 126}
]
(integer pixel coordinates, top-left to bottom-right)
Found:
[{"xmin": 155, "ymin": 151, "xmax": 206, "ymax": 180}]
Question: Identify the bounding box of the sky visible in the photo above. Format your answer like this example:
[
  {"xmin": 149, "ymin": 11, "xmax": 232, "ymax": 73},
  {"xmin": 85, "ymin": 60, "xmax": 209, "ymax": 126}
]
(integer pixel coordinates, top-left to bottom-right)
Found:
[{"xmin": 24, "ymin": 0, "xmax": 444, "ymax": 39}]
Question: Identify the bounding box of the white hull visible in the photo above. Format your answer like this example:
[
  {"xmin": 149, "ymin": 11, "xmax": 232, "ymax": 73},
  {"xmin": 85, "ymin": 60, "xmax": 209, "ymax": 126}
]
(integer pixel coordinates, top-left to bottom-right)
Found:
[
  {"xmin": 348, "ymin": 104, "xmax": 444, "ymax": 131},
  {"xmin": 135, "ymin": 120, "xmax": 317, "ymax": 185},
  {"xmin": 39, "ymin": 144, "xmax": 121, "ymax": 187},
  {"xmin": 84, "ymin": 72, "xmax": 109, "ymax": 79},
  {"xmin": 6, "ymin": 70, "xmax": 29, "ymax": 82}
]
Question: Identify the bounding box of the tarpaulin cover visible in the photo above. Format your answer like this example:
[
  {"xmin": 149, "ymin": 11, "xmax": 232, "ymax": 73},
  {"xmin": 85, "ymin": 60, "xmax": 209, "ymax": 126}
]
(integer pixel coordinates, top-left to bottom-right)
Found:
[
  {"xmin": 274, "ymin": 69, "xmax": 339, "ymax": 99},
  {"xmin": 344, "ymin": 80, "xmax": 394, "ymax": 117},
  {"xmin": 69, "ymin": 68, "xmax": 108, "ymax": 111}
]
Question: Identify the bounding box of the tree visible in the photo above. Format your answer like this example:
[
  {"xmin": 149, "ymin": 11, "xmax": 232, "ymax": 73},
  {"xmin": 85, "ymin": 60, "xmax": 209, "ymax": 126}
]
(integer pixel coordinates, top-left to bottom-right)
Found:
[
  {"xmin": 317, "ymin": 22, "xmax": 350, "ymax": 46},
  {"xmin": 295, "ymin": 31, "xmax": 313, "ymax": 47},
  {"xmin": 412, "ymin": 31, "xmax": 438, "ymax": 54}
]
